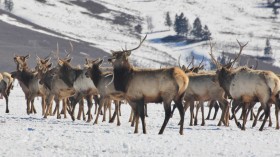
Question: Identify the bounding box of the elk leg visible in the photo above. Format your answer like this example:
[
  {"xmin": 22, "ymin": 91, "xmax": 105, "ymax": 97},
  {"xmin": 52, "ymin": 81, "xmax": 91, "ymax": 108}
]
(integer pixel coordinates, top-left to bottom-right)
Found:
[
  {"xmin": 93, "ymin": 95, "xmax": 99, "ymax": 115},
  {"xmin": 119, "ymin": 101, "xmax": 122, "ymax": 116},
  {"xmin": 55, "ymin": 99, "xmax": 61, "ymax": 119},
  {"xmin": 86, "ymin": 95, "xmax": 93, "ymax": 123},
  {"xmin": 109, "ymin": 100, "xmax": 117, "ymax": 123},
  {"xmin": 129, "ymin": 108, "xmax": 133, "ymax": 122},
  {"xmin": 170, "ymin": 104, "xmax": 177, "ymax": 118},
  {"xmin": 276, "ymin": 105, "xmax": 279, "ymax": 129},
  {"xmin": 77, "ymin": 99, "xmax": 83, "ymax": 120},
  {"xmin": 259, "ymin": 104, "xmax": 270, "ymax": 131},
  {"xmin": 102, "ymin": 100, "xmax": 108, "ymax": 122},
  {"xmin": 252, "ymin": 106, "xmax": 263, "ymax": 127},
  {"xmin": 194, "ymin": 102, "xmax": 200, "ymax": 126},
  {"xmin": 131, "ymin": 113, "xmax": 136, "ymax": 127},
  {"xmin": 241, "ymin": 104, "xmax": 248, "ymax": 130},
  {"xmin": 230, "ymin": 100, "xmax": 241, "ymax": 128},
  {"xmin": 144, "ymin": 103, "xmax": 148, "ymax": 117},
  {"xmin": 4, "ymin": 93, "xmax": 9, "ymax": 113},
  {"xmin": 41, "ymin": 97, "xmax": 46, "ymax": 116},
  {"xmin": 213, "ymin": 102, "xmax": 219, "ymax": 120},
  {"xmin": 159, "ymin": 102, "xmax": 172, "ymax": 135},
  {"xmin": 63, "ymin": 99, "xmax": 67, "ymax": 119},
  {"xmin": 94, "ymin": 98, "xmax": 105, "ymax": 125},
  {"xmin": 108, "ymin": 101, "xmax": 112, "ymax": 122},
  {"xmin": 189, "ymin": 101, "xmax": 194, "ymax": 126},
  {"xmin": 139, "ymin": 100, "xmax": 146, "ymax": 134},
  {"xmin": 250, "ymin": 108, "xmax": 254, "ymax": 121},
  {"xmin": 26, "ymin": 98, "xmax": 31, "ymax": 115},
  {"xmin": 44, "ymin": 95, "xmax": 54, "ymax": 118},
  {"xmin": 268, "ymin": 112, "xmax": 272, "ymax": 127},
  {"xmin": 201, "ymin": 101, "xmax": 205, "ymax": 126},
  {"xmin": 206, "ymin": 101, "xmax": 213, "ymax": 120},
  {"xmin": 221, "ymin": 99, "xmax": 229, "ymax": 126}
]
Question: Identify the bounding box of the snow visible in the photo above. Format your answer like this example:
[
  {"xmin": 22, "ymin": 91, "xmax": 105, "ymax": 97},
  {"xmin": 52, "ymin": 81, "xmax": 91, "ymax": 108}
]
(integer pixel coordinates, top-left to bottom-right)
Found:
[
  {"xmin": 4, "ymin": 0, "xmax": 280, "ymax": 68},
  {"xmin": 0, "ymin": 81, "xmax": 279, "ymax": 157}
]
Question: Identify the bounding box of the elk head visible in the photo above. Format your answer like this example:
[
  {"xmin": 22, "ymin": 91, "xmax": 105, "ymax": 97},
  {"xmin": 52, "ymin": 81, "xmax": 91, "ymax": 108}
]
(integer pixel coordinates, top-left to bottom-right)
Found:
[
  {"xmin": 13, "ymin": 54, "xmax": 30, "ymax": 71},
  {"xmin": 108, "ymin": 35, "xmax": 147, "ymax": 68},
  {"xmin": 208, "ymin": 40, "xmax": 248, "ymax": 91}
]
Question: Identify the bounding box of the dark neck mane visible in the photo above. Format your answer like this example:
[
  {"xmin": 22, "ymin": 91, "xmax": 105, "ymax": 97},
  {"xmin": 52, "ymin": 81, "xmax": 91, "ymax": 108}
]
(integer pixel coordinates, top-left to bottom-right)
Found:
[
  {"xmin": 91, "ymin": 66, "xmax": 102, "ymax": 86},
  {"xmin": 113, "ymin": 63, "xmax": 132, "ymax": 92}
]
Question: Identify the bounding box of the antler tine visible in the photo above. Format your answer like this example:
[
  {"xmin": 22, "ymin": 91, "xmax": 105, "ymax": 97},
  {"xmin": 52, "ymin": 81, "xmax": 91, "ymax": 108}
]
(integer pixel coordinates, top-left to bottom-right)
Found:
[
  {"xmin": 254, "ymin": 60, "xmax": 258, "ymax": 70},
  {"xmin": 130, "ymin": 34, "xmax": 147, "ymax": 52},
  {"xmin": 208, "ymin": 40, "xmax": 220, "ymax": 68},
  {"xmin": 44, "ymin": 52, "xmax": 52, "ymax": 60},
  {"xmin": 178, "ymin": 54, "xmax": 182, "ymax": 68},
  {"xmin": 56, "ymin": 42, "xmax": 59, "ymax": 59},
  {"xmin": 198, "ymin": 56, "xmax": 204, "ymax": 67},
  {"xmin": 186, "ymin": 56, "xmax": 194, "ymax": 69},
  {"xmin": 228, "ymin": 40, "xmax": 249, "ymax": 67},
  {"xmin": 65, "ymin": 41, "xmax": 73, "ymax": 58}
]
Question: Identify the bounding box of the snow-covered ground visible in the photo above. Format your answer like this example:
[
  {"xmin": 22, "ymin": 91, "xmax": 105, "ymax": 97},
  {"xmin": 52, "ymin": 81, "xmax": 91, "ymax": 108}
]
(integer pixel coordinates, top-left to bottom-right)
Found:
[
  {"xmin": 0, "ymin": 81, "xmax": 279, "ymax": 157},
  {"xmin": 1, "ymin": 0, "xmax": 280, "ymax": 68}
]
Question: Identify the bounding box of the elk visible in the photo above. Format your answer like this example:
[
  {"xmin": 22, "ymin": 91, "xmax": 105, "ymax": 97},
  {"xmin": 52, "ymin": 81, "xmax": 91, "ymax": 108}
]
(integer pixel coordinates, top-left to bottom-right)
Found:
[
  {"xmin": 108, "ymin": 35, "xmax": 189, "ymax": 135},
  {"xmin": 54, "ymin": 60, "xmax": 98, "ymax": 122},
  {"xmin": 209, "ymin": 40, "xmax": 280, "ymax": 131},
  {"xmin": 85, "ymin": 58, "xmax": 125, "ymax": 126},
  {"xmin": 0, "ymin": 72, "xmax": 14, "ymax": 113},
  {"xmin": 12, "ymin": 54, "xmax": 48, "ymax": 115}
]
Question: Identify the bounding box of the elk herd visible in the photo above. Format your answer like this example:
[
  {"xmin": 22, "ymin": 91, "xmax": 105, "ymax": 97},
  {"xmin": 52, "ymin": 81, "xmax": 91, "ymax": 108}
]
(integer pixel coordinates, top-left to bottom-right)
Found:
[{"xmin": 1, "ymin": 35, "xmax": 280, "ymax": 135}]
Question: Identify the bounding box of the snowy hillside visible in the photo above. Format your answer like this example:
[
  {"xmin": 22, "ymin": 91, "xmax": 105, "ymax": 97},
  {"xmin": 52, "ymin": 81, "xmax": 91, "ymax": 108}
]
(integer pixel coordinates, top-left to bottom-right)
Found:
[{"xmin": 1, "ymin": 0, "xmax": 280, "ymax": 68}]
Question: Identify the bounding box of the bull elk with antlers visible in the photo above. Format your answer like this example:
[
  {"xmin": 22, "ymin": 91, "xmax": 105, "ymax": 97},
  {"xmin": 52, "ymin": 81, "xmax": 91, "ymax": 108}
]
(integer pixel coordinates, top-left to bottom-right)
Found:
[
  {"xmin": 209, "ymin": 40, "xmax": 280, "ymax": 131},
  {"xmin": 108, "ymin": 35, "xmax": 189, "ymax": 135}
]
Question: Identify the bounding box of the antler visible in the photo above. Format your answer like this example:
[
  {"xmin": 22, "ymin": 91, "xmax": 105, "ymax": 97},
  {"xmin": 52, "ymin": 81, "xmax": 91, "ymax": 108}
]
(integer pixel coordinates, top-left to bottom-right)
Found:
[
  {"xmin": 128, "ymin": 34, "xmax": 147, "ymax": 52},
  {"xmin": 64, "ymin": 41, "xmax": 73, "ymax": 58},
  {"xmin": 187, "ymin": 56, "xmax": 194, "ymax": 69},
  {"xmin": 178, "ymin": 54, "xmax": 182, "ymax": 68},
  {"xmin": 227, "ymin": 40, "xmax": 249, "ymax": 68},
  {"xmin": 208, "ymin": 40, "xmax": 220, "ymax": 69},
  {"xmin": 51, "ymin": 42, "xmax": 60, "ymax": 60},
  {"xmin": 198, "ymin": 56, "xmax": 204, "ymax": 68},
  {"xmin": 254, "ymin": 60, "xmax": 258, "ymax": 70}
]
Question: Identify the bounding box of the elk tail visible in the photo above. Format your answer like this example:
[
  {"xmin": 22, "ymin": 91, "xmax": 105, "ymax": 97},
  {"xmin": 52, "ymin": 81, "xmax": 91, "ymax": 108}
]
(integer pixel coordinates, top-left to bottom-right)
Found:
[{"xmin": 173, "ymin": 68, "xmax": 189, "ymax": 95}]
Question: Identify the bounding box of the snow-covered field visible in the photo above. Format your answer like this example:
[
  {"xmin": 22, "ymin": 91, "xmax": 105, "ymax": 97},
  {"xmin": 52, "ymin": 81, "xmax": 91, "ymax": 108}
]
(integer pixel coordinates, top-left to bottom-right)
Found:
[{"xmin": 0, "ymin": 81, "xmax": 279, "ymax": 157}]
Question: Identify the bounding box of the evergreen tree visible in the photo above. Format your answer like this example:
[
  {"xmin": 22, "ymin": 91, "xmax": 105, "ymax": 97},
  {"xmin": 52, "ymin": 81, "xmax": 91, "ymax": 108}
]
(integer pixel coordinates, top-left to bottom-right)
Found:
[
  {"xmin": 264, "ymin": 38, "xmax": 273, "ymax": 56},
  {"xmin": 202, "ymin": 25, "xmax": 211, "ymax": 40},
  {"xmin": 191, "ymin": 17, "xmax": 203, "ymax": 39},
  {"xmin": 134, "ymin": 24, "xmax": 142, "ymax": 34},
  {"xmin": 146, "ymin": 16, "xmax": 154, "ymax": 33},
  {"xmin": 174, "ymin": 13, "xmax": 189, "ymax": 36},
  {"xmin": 4, "ymin": 0, "xmax": 14, "ymax": 12},
  {"xmin": 164, "ymin": 12, "xmax": 172, "ymax": 30}
]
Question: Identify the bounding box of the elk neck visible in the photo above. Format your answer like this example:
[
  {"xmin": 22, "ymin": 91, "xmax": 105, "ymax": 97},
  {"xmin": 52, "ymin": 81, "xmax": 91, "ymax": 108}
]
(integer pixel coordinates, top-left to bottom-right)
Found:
[
  {"xmin": 218, "ymin": 67, "xmax": 235, "ymax": 97},
  {"xmin": 13, "ymin": 69, "xmax": 35, "ymax": 88},
  {"xmin": 90, "ymin": 65, "xmax": 102, "ymax": 87},
  {"xmin": 113, "ymin": 63, "xmax": 132, "ymax": 92},
  {"xmin": 59, "ymin": 64, "xmax": 83, "ymax": 87}
]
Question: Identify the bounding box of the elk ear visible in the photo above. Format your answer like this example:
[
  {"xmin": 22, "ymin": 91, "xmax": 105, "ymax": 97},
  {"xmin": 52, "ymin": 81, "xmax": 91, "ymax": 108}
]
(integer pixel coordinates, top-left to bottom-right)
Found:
[
  {"xmin": 66, "ymin": 57, "xmax": 72, "ymax": 63},
  {"xmin": 24, "ymin": 54, "xmax": 30, "ymax": 60},
  {"xmin": 47, "ymin": 63, "xmax": 52, "ymax": 69},
  {"xmin": 97, "ymin": 59, "xmax": 103, "ymax": 66},
  {"xmin": 126, "ymin": 51, "xmax": 131, "ymax": 56},
  {"xmin": 85, "ymin": 58, "xmax": 89, "ymax": 64}
]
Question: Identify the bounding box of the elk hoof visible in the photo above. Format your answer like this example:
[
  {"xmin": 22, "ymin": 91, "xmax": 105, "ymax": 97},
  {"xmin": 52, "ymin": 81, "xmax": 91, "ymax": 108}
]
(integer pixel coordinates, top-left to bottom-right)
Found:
[
  {"xmin": 117, "ymin": 122, "xmax": 121, "ymax": 126},
  {"xmin": 259, "ymin": 128, "xmax": 263, "ymax": 131},
  {"xmin": 206, "ymin": 117, "xmax": 210, "ymax": 120},
  {"xmin": 252, "ymin": 122, "xmax": 256, "ymax": 127},
  {"xmin": 71, "ymin": 116, "xmax": 75, "ymax": 121},
  {"xmin": 5, "ymin": 110, "xmax": 9, "ymax": 113},
  {"xmin": 237, "ymin": 122, "xmax": 242, "ymax": 128},
  {"xmin": 269, "ymin": 123, "xmax": 272, "ymax": 127},
  {"xmin": 201, "ymin": 123, "xmax": 205, "ymax": 126}
]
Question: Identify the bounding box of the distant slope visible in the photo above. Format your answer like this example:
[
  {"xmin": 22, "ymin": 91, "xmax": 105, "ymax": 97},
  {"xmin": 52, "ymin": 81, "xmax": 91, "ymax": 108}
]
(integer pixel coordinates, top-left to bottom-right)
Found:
[{"xmin": 0, "ymin": 9, "xmax": 107, "ymax": 72}]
